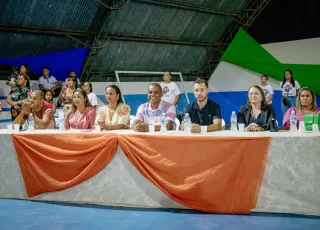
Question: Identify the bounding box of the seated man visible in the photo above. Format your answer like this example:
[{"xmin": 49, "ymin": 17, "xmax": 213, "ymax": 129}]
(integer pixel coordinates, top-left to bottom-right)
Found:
[
  {"xmin": 13, "ymin": 90, "xmax": 56, "ymax": 129},
  {"xmin": 39, "ymin": 67, "xmax": 59, "ymax": 96},
  {"xmin": 65, "ymin": 70, "xmax": 81, "ymax": 86},
  {"xmin": 181, "ymin": 78, "xmax": 222, "ymax": 133},
  {"xmin": 132, "ymin": 83, "xmax": 176, "ymax": 132}
]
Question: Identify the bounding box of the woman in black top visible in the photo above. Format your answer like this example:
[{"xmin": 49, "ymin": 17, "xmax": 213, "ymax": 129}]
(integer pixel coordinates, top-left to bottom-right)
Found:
[{"xmin": 237, "ymin": 85, "xmax": 276, "ymax": 131}]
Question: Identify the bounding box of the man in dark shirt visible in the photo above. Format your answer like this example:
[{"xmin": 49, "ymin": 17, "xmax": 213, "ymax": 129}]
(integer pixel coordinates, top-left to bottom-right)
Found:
[{"xmin": 181, "ymin": 78, "xmax": 222, "ymax": 133}]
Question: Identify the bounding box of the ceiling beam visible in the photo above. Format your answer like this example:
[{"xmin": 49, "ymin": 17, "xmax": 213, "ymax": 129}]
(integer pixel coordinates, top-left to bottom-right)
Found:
[
  {"xmin": 133, "ymin": 0, "xmax": 239, "ymax": 17},
  {"xmin": 102, "ymin": 34, "xmax": 226, "ymax": 47},
  {"xmin": 0, "ymin": 25, "xmax": 226, "ymax": 47},
  {"xmin": 0, "ymin": 25, "xmax": 88, "ymax": 37}
]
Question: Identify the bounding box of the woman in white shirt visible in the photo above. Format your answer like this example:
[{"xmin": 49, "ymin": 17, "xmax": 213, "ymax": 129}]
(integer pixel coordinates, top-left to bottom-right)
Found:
[
  {"xmin": 95, "ymin": 85, "xmax": 130, "ymax": 130},
  {"xmin": 280, "ymin": 70, "xmax": 301, "ymax": 116}
]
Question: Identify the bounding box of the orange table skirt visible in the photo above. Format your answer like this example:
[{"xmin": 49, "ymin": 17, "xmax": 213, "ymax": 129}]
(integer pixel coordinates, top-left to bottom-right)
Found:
[{"xmin": 11, "ymin": 133, "xmax": 270, "ymax": 214}]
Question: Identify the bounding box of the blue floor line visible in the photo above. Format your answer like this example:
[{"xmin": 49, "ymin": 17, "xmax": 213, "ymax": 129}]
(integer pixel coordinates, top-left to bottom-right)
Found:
[
  {"xmin": 3, "ymin": 198, "xmax": 320, "ymax": 219},
  {"xmin": 1, "ymin": 199, "xmax": 319, "ymax": 230}
]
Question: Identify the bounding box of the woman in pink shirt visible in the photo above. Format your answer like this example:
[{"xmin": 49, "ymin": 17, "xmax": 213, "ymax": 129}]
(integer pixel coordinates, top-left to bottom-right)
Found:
[
  {"xmin": 283, "ymin": 87, "xmax": 320, "ymax": 130},
  {"xmin": 65, "ymin": 88, "xmax": 96, "ymax": 130}
]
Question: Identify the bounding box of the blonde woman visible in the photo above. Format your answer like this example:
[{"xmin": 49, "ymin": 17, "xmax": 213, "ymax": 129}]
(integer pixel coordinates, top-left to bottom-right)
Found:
[
  {"xmin": 283, "ymin": 87, "xmax": 320, "ymax": 130},
  {"xmin": 65, "ymin": 88, "xmax": 96, "ymax": 130},
  {"xmin": 237, "ymin": 85, "xmax": 276, "ymax": 132}
]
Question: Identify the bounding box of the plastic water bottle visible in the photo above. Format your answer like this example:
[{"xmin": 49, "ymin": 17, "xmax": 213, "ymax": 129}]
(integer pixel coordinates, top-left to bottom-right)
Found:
[
  {"xmin": 230, "ymin": 111, "xmax": 237, "ymax": 131},
  {"xmin": 290, "ymin": 110, "xmax": 298, "ymax": 132},
  {"xmin": 58, "ymin": 111, "xmax": 65, "ymax": 131},
  {"xmin": 160, "ymin": 113, "xmax": 167, "ymax": 132},
  {"xmin": 28, "ymin": 114, "xmax": 35, "ymax": 131},
  {"xmin": 183, "ymin": 113, "xmax": 191, "ymax": 134}
]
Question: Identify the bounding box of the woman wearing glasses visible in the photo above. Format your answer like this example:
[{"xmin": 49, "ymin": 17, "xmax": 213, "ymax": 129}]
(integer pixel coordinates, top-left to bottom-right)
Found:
[
  {"xmin": 282, "ymin": 87, "xmax": 320, "ymax": 130},
  {"xmin": 237, "ymin": 85, "xmax": 276, "ymax": 132}
]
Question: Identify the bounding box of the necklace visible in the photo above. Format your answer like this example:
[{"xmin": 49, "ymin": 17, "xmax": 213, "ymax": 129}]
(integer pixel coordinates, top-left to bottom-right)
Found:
[
  {"xmin": 301, "ymin": 109, "xmax": 314, "ymax": 115},
  {"xmin": 251, "ymin": 108, "xmax": 261, "ymax": 119}
]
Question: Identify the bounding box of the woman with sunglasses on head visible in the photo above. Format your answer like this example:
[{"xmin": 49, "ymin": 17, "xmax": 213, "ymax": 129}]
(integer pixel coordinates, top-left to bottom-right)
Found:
[
  {"xmin": 280, "ymin": 70, "xmax": 301, "ymax": 116},
  {"xmin": 237, "ymin": 85, "xmax": 276, "ymax": 132},
  {"xmin": 65, "ymin": 88, "xmax": 96, "ymax": 130},
  {"xmin": 282, "ymin": 87, "xmax": 320, "ymax": 130}
]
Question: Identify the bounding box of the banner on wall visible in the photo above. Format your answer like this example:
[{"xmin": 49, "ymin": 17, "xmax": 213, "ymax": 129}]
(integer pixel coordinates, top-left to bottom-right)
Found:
[
  {"xmin": 0, "ymin": 47, "xmax": 89, "ymax": 81},
  {"xmin": 221, "ymin": 28, "xmax": 320, "ymax": 95}
]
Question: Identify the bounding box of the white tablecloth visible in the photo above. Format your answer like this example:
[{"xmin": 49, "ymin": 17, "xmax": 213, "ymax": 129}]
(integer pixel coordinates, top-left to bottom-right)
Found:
[{"xmin": 0, "ymin": 130, "xmax": 320, "ymax": 215}]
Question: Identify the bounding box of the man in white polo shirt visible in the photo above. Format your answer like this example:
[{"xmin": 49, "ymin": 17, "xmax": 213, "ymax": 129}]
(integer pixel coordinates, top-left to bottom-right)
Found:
[
  {"xmin": 260, "ymin": 75, "xmax": 274, "ymax": 105},
  {"xmin": 160, "ymin": 71, "xmax": 180, "ymax": 106},
  {"xmin": 39, "ymin": 67, "xmax": 59, "ymax": 96}
]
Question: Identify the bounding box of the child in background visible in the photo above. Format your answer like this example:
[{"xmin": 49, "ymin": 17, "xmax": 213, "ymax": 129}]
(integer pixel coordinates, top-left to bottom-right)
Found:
[
  {"xmin": 44, "ymin": 90, "xmax": 56, "ymax": 114},
  {"xmin": 6, "ymin": 67, "xmax": 19, "ymax": 89}
]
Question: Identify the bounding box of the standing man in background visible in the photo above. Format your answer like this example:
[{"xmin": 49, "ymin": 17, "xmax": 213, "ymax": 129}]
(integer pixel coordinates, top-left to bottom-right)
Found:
[
  {"xmin": 160, "ymin": 72, "xmax": 180, "ymax": 106},
  {"xmin": 260, "ymin": 75, "xmax": 274, "ymax": 105}
]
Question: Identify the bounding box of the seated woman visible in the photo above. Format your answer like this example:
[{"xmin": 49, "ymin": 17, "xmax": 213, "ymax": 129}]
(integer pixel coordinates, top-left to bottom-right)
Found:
[
  {"xmin": 132, "ymin": 83, "xmax": 176, "ymax": 132},
  {"xmin": 58, "ymin": 77, "xmax": 77, "ymax": 117},
  {"xmin": 95, "ymin": 85, "xmax": 130, "ymax": 130},
  {"xmin": 283, "ymin": 87, "xmax": 320, "ymax": 130},
  {"xmin": 7, "ymin": 74, "xmax": 32, "ymax": 121},
  {"xmin": 65, "ymin": 88, "xmax": 96, "ymax": 130},
  {"xmin": 6, "ymin": 64, "xmax": 30, "ymax": 89},
  {"xmin": 237, "ymin": 85, "xmax": 276, "ymax": 131}
]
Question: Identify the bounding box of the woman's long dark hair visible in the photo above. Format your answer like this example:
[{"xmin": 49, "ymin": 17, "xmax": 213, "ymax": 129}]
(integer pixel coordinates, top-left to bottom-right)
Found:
[
  {"xmin": 68, "ymin": 77, "xmax": 78, "ymax": 89},
  {"xmin": 281, "ymin": 70, "xmax": 295, "ymax": 88},
  {"xmin": 21, "ymin": 74, "xmax": 30, "ymax": 88},
  {"xmin": 20, "ymin": 64, "xmax": 30, "ymax": 76},
  {"xmin": 106, "ymin": 85, "xmax": 123, "ymax": 105}
]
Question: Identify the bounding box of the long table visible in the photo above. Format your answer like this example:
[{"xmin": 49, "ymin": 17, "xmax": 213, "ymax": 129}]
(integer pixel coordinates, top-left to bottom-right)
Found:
[{"xmin": 0, "ymin": 130, "xmax": 319, "ymax": 215}]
